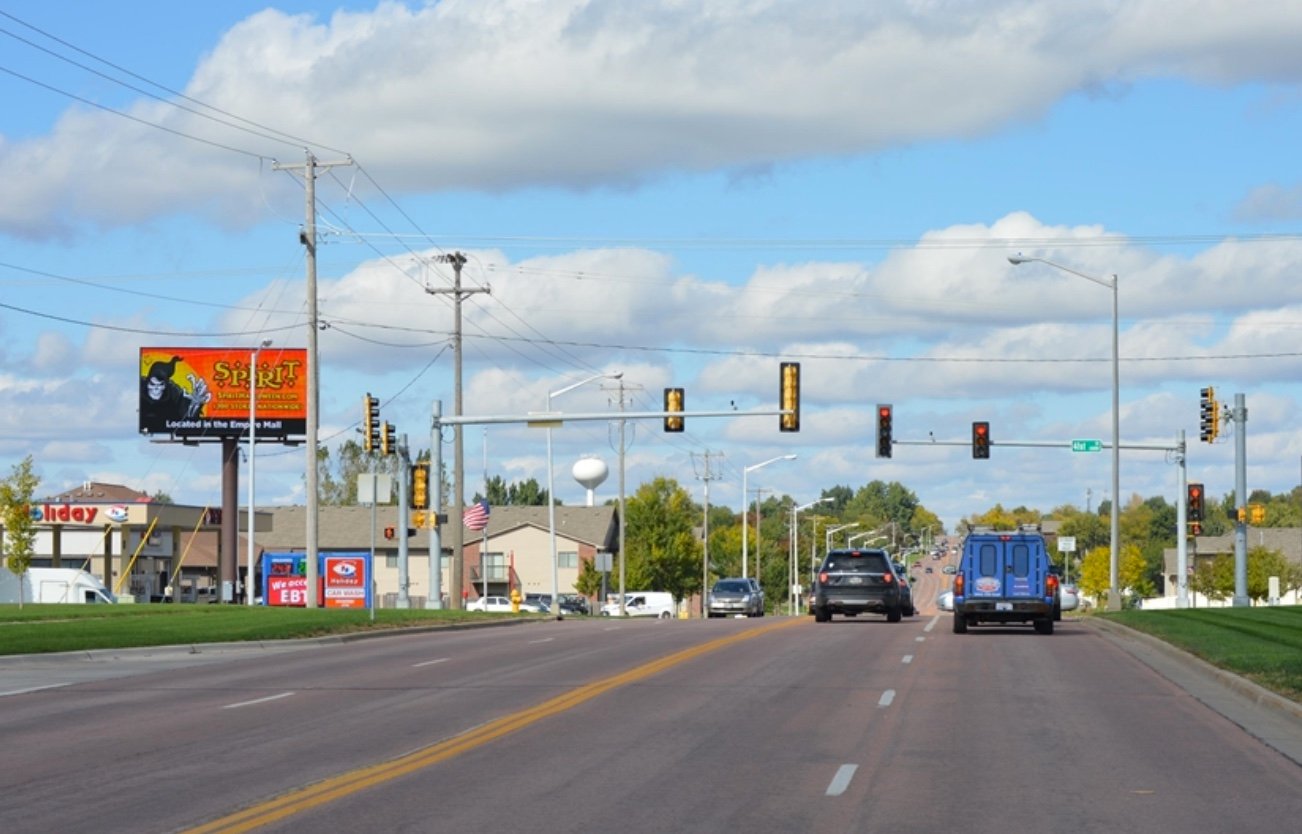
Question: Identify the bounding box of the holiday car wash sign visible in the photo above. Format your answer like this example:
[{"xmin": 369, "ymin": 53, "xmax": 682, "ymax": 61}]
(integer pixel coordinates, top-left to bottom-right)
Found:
[
  {"xmin": 261, "ymin": 552, "xmax": 372, "ymax": 608},
  {"xmin": 139, "ymin": 347, "xmax": 308, "ymax": 439}
]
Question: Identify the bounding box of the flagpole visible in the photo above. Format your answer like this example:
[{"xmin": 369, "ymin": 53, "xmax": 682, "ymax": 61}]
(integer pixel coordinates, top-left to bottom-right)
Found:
[{"xmin": 481, "ymin": 429, "xmax": 489, "ymax": 601}]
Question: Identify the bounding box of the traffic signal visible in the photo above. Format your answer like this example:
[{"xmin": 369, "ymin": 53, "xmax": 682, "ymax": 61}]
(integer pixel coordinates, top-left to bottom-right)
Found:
[
  {"xmin": 1199, "ymin": 387, "xmax": 1219, "ymax": 443},
  {"xmin": 1187, "ymin": 483, "xmax": 1204, "ymax": 522},
  {"xmin": 779, "ymin": 362, "xmax": 800, "ymax": 432},
  {"xmin": 876, "ymin": 404, "xmax": 892, "ymax": 459},
  {"xmin": 972, "ymin": 421, "xmax": 990, "ymax": 459},
  {"xmin": 380, "ymin": 421, "xmax": 395, "ymax": 456},
  {"xmin": 1250, "ymin": 504, "xmax": 1266, "ymax": 524},
  {"xmin": 410, "ymin": 463, "xmax": 429, "ymax": 510},
  {"xmin": 362, "ymin": 394, "xmax": 380, "ymax": 453},
  {"xmin": 663, "ymin": 387, "xmax": 685, "ymax": 432}
]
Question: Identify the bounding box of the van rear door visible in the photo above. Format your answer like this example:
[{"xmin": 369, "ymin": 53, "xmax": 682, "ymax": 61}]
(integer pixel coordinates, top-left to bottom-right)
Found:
[{"xmin": 966, "ymin": 536, "xmax": 1047, "ymax": 604}]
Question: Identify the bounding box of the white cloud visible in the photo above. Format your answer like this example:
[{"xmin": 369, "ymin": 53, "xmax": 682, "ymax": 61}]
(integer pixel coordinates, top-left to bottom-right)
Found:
[{"xmin": 5, "ymin": 2, "xmax": 1302, "ymax": 236}]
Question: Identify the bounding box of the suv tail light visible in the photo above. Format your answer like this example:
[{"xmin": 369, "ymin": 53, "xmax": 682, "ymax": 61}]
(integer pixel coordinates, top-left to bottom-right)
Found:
[
  {"xmin": 1046, "ymin": 574, "xmax": 1059, "ymax": 595},
  {"xmin": 953, "ymin": 574, "xmax": 964, "ymax": 596},
  {"xmin": 818, "ymin": 571, "xmax": 829, "ymax": 583}
]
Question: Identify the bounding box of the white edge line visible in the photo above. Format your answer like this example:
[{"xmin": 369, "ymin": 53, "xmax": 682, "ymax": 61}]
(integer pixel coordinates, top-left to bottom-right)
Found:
[
  {"xmin": 528, "ymin": 637, "xmax": 555, "ymax": 644},
  {"xmin": 1, "ymin": 682, "xmax": 72, "ymax": 698},
  {"xmin": 826, "ymin": 764, "xmax": 858, "ymax": 796},
  {"xmin": 222, "ymin": 691, "xmax": 296, "ymax": 710},
  {"xmin": 412, "ymin": 658, "xmax": 450, "ymax": 668}
]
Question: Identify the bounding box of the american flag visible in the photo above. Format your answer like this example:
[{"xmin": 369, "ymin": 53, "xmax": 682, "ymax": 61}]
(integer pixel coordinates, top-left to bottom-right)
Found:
[{"xmin": 463, "ymin": 500, "xmax": 491, "ymax": 531}]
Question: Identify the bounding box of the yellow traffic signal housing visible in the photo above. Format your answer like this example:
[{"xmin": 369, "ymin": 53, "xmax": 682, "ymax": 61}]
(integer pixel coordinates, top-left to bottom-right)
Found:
[
  {"xmin": 663, "ymin": 387, "xmax": 685, "ymax": 432},
  {"xmin": 380, "ymin": 421, "xmax": 395, "ymax": 456},
  {"xmin": 779, "ymin": 362, "xmax": 800, "ymax": 432},
  {"xmin": 1249, "ymin": 504, "xmax": 1266, "ymax": 524},
  {"xmin": 410, "ymin": 463, "xmax": 429, "ymax": 510},
  {"xmin": 1199, "ymin": 386, "xmax": 1219, "ymax": 443},
  {"xmin": 362, "ymin": 393, "xmax": 380, "ymax": 452}
]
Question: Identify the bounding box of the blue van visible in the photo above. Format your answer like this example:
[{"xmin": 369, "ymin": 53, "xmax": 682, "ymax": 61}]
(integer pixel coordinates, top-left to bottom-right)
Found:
[{"xmin": 952, "ymin": 526, "xmax": 1058, "ymax": 635}]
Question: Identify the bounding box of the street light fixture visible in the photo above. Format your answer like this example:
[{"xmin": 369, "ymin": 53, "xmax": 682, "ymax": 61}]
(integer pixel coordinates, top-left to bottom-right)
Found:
[
  {"xmin": 741, "ymin": 454, "xmax": 797, "ymax": 578},
  {"xmin": 790, "ymin": 498, "xmax": 832, "ymax": 615},
  {"xmin": 1009, "ymin": 254, "xmax": 1120, "ymax": 610},
  {"xmin": 246, "ymin": 339, "xmax": 272, "ymax": 606},
  {"xmin": 547, "ymin": 372, "xmax": 622, "ymax": 620}
]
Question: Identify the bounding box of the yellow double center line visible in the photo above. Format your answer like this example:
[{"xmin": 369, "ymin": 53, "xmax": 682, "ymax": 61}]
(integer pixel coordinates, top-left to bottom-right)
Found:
[{"xmin": 187, "ymin": 618, "xmax": 804, "ymax": 833}]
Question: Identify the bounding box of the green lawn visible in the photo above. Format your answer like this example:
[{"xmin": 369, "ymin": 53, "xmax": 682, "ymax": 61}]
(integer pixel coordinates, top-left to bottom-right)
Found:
[
  {"xmin": 1103, "ymin": 606, "xmax": 1302, "ymax": 703},
  {"xmin": 0, "ymin": 604, "xmax": 536, "ymax": 655}
]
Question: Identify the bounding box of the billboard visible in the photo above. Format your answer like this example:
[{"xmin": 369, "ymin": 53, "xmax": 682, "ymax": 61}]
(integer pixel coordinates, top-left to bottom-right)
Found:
[{"xmin": 139, "ymin": 347, "xmax": 307, "ymax": 439}]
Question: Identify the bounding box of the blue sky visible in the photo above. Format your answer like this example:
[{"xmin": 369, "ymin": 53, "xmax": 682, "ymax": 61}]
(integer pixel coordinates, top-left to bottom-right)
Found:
[{"xmin": 3, "ymin": 1, "xmax": 1302, "ymax": 531}]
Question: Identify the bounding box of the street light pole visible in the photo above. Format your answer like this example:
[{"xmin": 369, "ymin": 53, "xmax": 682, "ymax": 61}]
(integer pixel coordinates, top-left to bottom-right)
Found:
[
  {"xmin": 742, "ymin": 454, "xmax": 797, "ymax": 578},
  {"xmin": 246, "ymin": 339, "xmax": 271, "ymax": 606},
  {"xmin": 547, "ymin": 372, "xmax": 622, "ymax": 620},
  {"xmin": 1010, "ymin": 254, "xmax": 1121, "ymax": 610},
  {"xmin": 791, "ymin": 498, "xmax": 831, "ymax": 615}
]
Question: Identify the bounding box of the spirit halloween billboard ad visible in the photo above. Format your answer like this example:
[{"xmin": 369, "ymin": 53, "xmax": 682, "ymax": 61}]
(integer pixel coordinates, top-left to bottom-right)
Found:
[{"xmin": 139, "ymin": 347, "xmax": 307, "ymax": 439}]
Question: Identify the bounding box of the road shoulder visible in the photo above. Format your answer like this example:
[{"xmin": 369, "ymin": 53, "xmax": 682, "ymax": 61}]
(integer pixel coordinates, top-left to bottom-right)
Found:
[{"xmin": 1086, "ymin": 617, "xmax": 1302, "ymax": 767}]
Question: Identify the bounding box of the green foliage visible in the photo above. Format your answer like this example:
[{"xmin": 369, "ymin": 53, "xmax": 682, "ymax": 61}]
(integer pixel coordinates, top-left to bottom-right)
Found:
[
  {"xmin": 478, "ymin": 475, "xmax": 550, "ymax": 506},
  {"xmin": 1, "ymin": 458, "xmax": 41, "ymax": 605},
  {"xmin": 317, "ymin": 439, "xmax": 401, "ymax": 505},
  {"xmin": 1191, "ymin": 547, "xmax": 1302, "ymax": 603},
  {"xmin": 622, "ymin": 477, "xmax": 701, "ymax": 602}
]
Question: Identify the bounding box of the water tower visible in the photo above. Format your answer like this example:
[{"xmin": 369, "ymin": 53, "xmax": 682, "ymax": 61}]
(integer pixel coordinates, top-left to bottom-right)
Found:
[{"xmin": 572, "ymin": 457, "xmax": 609, "ymax": 506}]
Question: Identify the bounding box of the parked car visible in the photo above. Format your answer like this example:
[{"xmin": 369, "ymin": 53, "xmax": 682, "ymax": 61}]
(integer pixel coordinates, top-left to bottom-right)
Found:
[
  {"xmin": 937, "ymin": 590, "xmax": 954, "ymax": 611},
  {"xmin": 952, "ymin": 525, "xmax": 1057, "ymax": 635},
  {"xmin": 1059, "ymin": 583, "xmax": 1080, "ymax": 613},
  {"xmin": 601, "ymin": 592, "xmax": 676, "ymax": 618},
  {"xmin": 707, "ymin": 577, "xmax": 765, "ymax": 617},
  {"xmin": 466, "ymin": 595, "xmax": 513, "ymax": 612},
  {"xmin": 555, "ymin": 593, "xmax": 591, "ymax": 616},
  {"xmin": 811, "ymin": 548, "xmax": 903, "ymax": 623}
]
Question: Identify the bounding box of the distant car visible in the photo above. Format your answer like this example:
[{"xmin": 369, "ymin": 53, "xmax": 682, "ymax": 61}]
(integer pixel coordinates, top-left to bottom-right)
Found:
[
  {"xmin": 708, "ymin": 577, "xmax": 765, "ymax": 617},
  {"xmin": 555, "ymin": 593, "xmax": 590, "ymax": 616},
  {"xmin": 466, "ymin": 595, "xmax": 513, "ymax": 612},
  {"xmin": 925, "ymin": 567, "xmax": 934, "ymax": 574},
  {"xmin": 942, "ymin": 565, "xmax": 957, "ymax": 575},
  {"xmin": 896, "ymin": 572, "xmax": 916, "ymax": 617}
]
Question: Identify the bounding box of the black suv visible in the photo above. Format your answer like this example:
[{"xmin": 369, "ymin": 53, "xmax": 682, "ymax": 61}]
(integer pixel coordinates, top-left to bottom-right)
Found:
[{"xmin": 812, "ymin": 548, "xmax": 903, "ymax": 623}]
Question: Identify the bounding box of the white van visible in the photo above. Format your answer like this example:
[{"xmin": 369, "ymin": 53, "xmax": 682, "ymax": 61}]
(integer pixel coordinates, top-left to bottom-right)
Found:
[{"xmin": 600, "ymin": 591, "xmax": 675, "ymax": 619}]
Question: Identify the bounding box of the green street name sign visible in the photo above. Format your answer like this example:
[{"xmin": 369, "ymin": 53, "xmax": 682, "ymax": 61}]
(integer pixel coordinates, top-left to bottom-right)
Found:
[{"xmin": 1071, "ymin": 439, "xmax": 1102, "ymax": 452}]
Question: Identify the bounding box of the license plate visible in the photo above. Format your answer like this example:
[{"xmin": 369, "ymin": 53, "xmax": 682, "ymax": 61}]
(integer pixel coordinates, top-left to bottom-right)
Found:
[
  {"xmin": 996, "ymin": 602, "xmax": 1012, "ymax": 611},
  {"xmin": 848, "ymin": 576, "xmax": 863, "ymax": 585}
]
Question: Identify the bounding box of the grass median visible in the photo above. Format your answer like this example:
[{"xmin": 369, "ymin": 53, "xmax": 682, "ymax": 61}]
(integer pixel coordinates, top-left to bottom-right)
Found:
[
  {"xmin": 1102, "ymin": 605, "xmax": 1302, "ymax": 703},
  {"xmin": 0, "ymin": 604, "xmax": 540, "ymax": 655}
]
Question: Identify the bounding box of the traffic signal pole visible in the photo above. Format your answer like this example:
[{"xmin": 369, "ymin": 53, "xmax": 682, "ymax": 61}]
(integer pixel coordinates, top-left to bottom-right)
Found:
[{"xmin": 1232, "ymin": 393, "xmax": 1249, "ymax": 607}]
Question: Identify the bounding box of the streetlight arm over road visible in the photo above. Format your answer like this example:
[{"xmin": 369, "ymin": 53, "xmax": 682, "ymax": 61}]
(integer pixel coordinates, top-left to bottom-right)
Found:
[
  {"xmin": 1009, "ymin": 253, "xmax": 1121, "ymax": 610},
  {"xmin": 547, "ymin": 371, "xmax": 622, "ymax": 619},
  {"xmin": 741, "ymin": 454, "xmax": 797, "ymax": 578}
]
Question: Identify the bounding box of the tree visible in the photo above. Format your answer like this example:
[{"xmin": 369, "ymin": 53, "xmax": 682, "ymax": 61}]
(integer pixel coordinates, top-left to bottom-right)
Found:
[
  {"xmin": 150, "ymin": 490, "xmax": 174, "ymax": 504},
  {"xmin": 318, "ymin": 440, "xmax": 399, "ymax": 505},
  {"xmin": 622, "ymin": 477, "xmax": 701, "ymax": 604},
  {"xmin": 479, "ymin": 475, "xmax": 550, "ymax": 506},
  {"xmin": 1, "ymin": 456, "xmax": 40, "ymax": 608}
]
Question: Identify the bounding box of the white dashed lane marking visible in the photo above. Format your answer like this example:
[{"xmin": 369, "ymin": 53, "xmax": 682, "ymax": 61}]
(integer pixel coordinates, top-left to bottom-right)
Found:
[{"xmin": 826, "ymin": 764, "xmax": 859, "ymax": 797}]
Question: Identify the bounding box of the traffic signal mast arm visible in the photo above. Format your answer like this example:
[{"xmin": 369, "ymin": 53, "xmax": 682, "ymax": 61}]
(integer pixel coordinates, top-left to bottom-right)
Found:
[{"xmin": 438, "ymin": 407, "xmax": 794, "ymax": 427}]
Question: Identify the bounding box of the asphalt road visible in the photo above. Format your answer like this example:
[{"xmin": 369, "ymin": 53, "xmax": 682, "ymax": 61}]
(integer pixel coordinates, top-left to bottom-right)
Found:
[{"xmin": 2, "ymin": 610, "xmax": 1300, "ymax": 834}]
